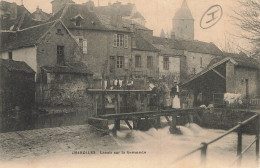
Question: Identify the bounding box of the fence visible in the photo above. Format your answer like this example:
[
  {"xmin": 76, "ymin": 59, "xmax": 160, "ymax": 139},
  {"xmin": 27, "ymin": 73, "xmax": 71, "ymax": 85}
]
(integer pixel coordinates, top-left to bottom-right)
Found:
[
  {"xmin": 172, "ymin": 114, "xmax": 260, "ymax": 168},
  {"xmin": 213, "ymin": 93, "xmax": 260, "ymax": 109}
]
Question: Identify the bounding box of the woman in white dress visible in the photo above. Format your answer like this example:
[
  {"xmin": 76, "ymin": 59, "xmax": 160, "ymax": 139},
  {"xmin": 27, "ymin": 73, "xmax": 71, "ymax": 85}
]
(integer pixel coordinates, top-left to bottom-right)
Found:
[{"xmin": 171, "ymin": 84, "xmax": 181, "ymax": 109}]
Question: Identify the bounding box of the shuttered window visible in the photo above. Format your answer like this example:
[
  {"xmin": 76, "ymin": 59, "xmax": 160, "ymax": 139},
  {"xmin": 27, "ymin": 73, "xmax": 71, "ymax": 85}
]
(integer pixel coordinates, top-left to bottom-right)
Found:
[
  {"xmin": 117, "ymin": 56, "xmax": 124, "ymax": 68},
  {"xmin": 83, "ymin": 39, "xmax": 87, "ymax": 54},
  {"xmin": 163, "ymin": 57, "xmax": 169, "ymax": 70},
  {"xmin": 113, "ymin": 34, "xmax": 117, "ymax": 47},
  {"xmin": 135, "ymin": 55, "xmax": 141, "ymax": 68},
  {"xmin": 147, "ymin": 56, "xmax": 153, "ymax": 68},
  {"xmin": 124, "ymin": 35, "xmax": 128, "ymax": 48}
]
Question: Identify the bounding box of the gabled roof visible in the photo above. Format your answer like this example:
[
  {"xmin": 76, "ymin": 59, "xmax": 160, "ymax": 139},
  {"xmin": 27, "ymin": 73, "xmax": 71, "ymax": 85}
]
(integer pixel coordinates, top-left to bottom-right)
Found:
[
  {"xmin": 178, "ymin": 40, "xmax": 223, "ymax": 56},
  {"xmin": 41, "ymin": 62, "xmax": 93, "ymax": 75},
  {"xmin": 152, "ymin": 36, "xmax": 184, "ymax": 50},
  {"xmin": 134, "ymin": 36, "xmax": 158, "ymax": 52},
  {"xmin": 182, "ymin": 53, "xmax": 260, "ymax": 86},
  {"xmin": 31, "ymin": 7, "xmax": 51, "ymax": 21},
  {"xmin": 173, "ymin": 0, "xmax": 193, "ymax": 20},
  {"xmin": 49, "ymin": 4, "xmax": 131, "ymax": 32},
  {"xmin": 94, "ymin": 2, "xmax": 145, "ymax": 20},
  {"xmin": 0, "ymin": 1, "xmax": 41, "ymax": 30},
  {"xmin": 0, "ymin": 59, "xmax": 35, "ymax": 74},
  {"xmin": 0, "ymin": 20, "xmax": 73, "ymax": 52},
  {"xmin": 209, "ymin": 52, "xmax": 260, "ymax": 69}
]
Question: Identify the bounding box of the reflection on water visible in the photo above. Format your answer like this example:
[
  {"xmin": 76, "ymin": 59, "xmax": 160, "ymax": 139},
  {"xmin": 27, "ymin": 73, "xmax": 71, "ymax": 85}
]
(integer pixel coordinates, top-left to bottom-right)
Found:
[{"xmin": 109, "ymin": 120, "xmax": 257, "ymax": 168}]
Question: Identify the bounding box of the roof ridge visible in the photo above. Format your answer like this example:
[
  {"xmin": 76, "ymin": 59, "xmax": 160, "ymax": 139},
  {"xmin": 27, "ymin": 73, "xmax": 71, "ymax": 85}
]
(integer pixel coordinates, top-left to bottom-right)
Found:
[{"xmin": 17, "ymin": 20, "xmax": 57, "ymax": 31}]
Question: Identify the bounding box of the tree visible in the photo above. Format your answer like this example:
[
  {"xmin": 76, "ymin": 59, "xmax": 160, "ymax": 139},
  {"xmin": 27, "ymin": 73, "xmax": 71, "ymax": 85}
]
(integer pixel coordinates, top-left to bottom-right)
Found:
[{"xmin": 234, "ymin": 0, "xmax": 260, "ymax": 60}]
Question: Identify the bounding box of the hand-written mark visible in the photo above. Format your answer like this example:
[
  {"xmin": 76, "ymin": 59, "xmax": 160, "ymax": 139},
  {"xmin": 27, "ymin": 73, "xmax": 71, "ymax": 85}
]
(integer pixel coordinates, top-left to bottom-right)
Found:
[{"xmin": 200, "ymin": 5, "xmax": 223, "ymax": 29}]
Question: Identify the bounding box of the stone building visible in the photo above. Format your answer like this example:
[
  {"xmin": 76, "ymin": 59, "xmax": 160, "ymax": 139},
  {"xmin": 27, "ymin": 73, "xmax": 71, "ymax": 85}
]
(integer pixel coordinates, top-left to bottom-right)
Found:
[
  {"xmin": 94, "ymin": 1, "xmax": 146, "ymax": 26},
  {"xmin": 181, "ymin": 52, "xmax": 260, "ymax": 106},
  {"xmin": 0, "ymin": 59, "xmax": 35, "ymax": 132},
  {"xmin": 0, "ymin": 1, "xmax": 40, "ymax": 31},
  {"xmin": 0, "ymin": 20, "xmax": 84, "ymax": 77},
  {"xmin": 172, "ymin": 0, "xmax": 194, "ymax": 41},
  {"xmin": 49, "ymin": 3, "xmax": 153, "ymax": 82}
]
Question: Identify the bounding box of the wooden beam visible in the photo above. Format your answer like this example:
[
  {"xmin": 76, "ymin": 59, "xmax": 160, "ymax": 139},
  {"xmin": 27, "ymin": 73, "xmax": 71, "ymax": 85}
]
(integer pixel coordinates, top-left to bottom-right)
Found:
[
  {"xmin": 212, "ymin": 68, "xmax": 226, "ymax": 80},
  {"xmin": 164, "ymin": 116, "xmax": 171, "ymax": 125},
  {"xmin": 124, "ymin": 120, "xmax": 133, "ymax": 130}
]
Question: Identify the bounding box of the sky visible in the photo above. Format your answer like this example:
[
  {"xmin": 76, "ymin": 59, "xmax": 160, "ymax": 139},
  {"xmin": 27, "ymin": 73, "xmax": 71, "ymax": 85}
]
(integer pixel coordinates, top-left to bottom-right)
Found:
[{"xmin": 4, "ymin": 0, "xmax": 247, "ymax": 53}]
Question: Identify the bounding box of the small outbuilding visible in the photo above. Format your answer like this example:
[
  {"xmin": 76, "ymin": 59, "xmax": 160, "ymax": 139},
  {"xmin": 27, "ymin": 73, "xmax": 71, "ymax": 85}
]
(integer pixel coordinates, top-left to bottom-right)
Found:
[
  {"xmin": 0, "ymin": 59, "xmax": 35, "ymax": 131},
  {"xmin": 181, "ymin": 52, "xmax": 260, "ymax": 107}
]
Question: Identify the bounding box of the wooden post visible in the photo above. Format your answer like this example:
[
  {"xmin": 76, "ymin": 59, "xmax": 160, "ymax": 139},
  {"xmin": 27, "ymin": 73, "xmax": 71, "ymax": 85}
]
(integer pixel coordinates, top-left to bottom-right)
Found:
[
  {"xmin": 201, "ymin": 142, "xmax": 208, "ymax": 167},
  {"xmin": 117, "ymin": 94, "xmax": 121, "ymax": 114},
  {"xmin": 124, "ymin": 120, "xmax": 133, "ymax": 130},
  {"xmin": 133, "ymin": 118, "xmax": 139, "ymax": 130},
  {"xmin": 101, "ymin": 93, "xmax": 106, "ymax": 115},
  {"xmin": 114, "ymin": 119, "xmax": 120, "ymax": 130},
  {"xmin": 156, "ymin": 91, "xmax": 161, "ymax": 128},
  {"xmin": 256, "ymin": 115, "xmax": 259, "ymax": 166},
  {"xmin": 237, "ymin": 122, "xmax": 243, "ymax": 167},
  {"xmin": 170, "ymin": 114, "xmax": 177, "ymax": 134}
]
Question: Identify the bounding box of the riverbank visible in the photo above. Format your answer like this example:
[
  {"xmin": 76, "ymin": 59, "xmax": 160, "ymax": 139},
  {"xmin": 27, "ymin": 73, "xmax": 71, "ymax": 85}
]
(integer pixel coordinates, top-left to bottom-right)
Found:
[{"xmin": 0, "ymin": 124, "xmax": 118, "ymax": 161}]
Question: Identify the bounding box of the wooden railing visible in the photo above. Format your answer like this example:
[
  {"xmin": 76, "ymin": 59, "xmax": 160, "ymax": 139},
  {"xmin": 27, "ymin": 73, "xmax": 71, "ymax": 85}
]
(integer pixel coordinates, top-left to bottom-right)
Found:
[{"xmin": 173, "ymin": 114, "xmax": 260, "ymax": 168}]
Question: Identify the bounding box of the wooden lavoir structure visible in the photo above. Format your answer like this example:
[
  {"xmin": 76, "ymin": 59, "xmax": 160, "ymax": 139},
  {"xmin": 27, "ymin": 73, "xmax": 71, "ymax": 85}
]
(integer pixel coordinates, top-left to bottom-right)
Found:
[{"xmin": 87, "ymin": 89, "xmax": 202, "ymax": 135}]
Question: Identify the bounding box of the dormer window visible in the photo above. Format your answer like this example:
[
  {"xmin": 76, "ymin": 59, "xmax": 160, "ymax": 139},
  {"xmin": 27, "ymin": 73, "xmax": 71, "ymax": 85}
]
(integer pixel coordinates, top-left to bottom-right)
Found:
[
  {"xmin": 71, "ymin": 14, "xmax": 84, "ymax": 27},
  {"xmin": 76, "ymin": 19, "xmax": 81, "ymax": 27}
]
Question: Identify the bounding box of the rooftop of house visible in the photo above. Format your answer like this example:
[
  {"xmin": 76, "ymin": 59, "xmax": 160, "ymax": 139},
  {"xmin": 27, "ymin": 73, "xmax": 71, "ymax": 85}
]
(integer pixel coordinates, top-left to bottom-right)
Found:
[
  {"xmin": 49, "ymin": 4, "xmax": 133, "ymax": 32},
  {"xmin": 0, "ymin": 20, "xmax": 70, "ymax": 52},
  {"xmin": 182, "ymin": 52, "xmax": 260, "ymax": 86},
  {"xmin": 134, "ymin": 35, "xmax": 158, "ymax": 52},
  {"xmin": 41, "ymin": 62, "xmax": 93, "ymax": 75},
  {"xmin": 0, "ymin": 58, "xmax": 35, "ymax": 74},
  {"xmin": 94, "ymin": 2, "xmax": 145, "ymax": 20},
  {"xmin": 31, "ymin": 6, "xmax": 51, "ymax": 21},
  {"xmin": 0, "ymin": 1, "xmax": 41, "ymax": 30},
  {"xmin": 152, "ymin": 36, "xmax": 222, "ymax": 56},
  {"xmin": 173, "ymin": 0, "xmax": 194, "ymax": 20},
  {"xmin": 208, "ymin": 52, "xmax": 260, "ymax": 69}
]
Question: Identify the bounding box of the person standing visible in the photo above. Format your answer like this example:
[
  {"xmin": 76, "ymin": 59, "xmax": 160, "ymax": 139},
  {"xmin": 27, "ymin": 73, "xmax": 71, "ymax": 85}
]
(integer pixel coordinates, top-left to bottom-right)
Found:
[{"xmin": 171, "ymin": 83, "xmax": 181, "ymax": 109}]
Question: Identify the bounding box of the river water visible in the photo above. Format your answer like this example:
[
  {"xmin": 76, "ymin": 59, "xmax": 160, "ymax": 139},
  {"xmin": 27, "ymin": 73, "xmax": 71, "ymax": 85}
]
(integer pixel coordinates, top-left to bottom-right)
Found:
[{"xmin": 2, "ymin": 120, "xmax": 258, "ymax": 168}]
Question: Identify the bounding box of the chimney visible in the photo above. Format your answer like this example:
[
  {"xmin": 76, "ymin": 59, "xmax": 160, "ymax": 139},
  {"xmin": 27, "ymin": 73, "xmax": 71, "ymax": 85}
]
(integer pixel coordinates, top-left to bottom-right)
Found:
[
  {"xmin": 171, "ymin": 32, "xmax": 175, "ymax": 40},
  {"xmin": 9, "ymin": 3, "xmax": 17, "ymax": 20},
  {"xmin": 110, "ymin": 3, "xmax": 122, "ymax": 28},
  {"xmin": 84, "ymin": 0, "xmax": 95, "ymax": 11}
]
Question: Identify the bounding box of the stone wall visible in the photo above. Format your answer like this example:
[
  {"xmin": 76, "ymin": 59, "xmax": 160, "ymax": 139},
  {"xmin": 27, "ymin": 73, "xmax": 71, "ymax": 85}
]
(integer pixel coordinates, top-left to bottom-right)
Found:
[{"xmin": 36, "ymin": 72, "xmax": 95, "ymax": 125}]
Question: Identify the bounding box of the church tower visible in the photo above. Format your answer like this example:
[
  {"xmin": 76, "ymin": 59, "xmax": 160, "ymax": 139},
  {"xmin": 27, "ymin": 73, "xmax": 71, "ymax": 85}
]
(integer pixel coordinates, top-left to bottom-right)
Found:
[{"xmin": 172, "ymin": 0, "xmax": 194, "ymax": 40}]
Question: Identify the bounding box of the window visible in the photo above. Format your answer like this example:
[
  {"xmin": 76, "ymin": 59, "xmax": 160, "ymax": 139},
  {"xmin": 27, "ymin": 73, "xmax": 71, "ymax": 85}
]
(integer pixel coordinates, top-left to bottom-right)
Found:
[
  {"xmin": 110, "ymin": 56, "xmax": 116, "ymax": 72},
  {"xmin": 77, "ymin": 38, "xmax": 87, "ymax": 54},
  {"xmin": 82, "ymin": 39, "xmax": 87, "ymax": 54},
  {"xmin": 57, "ymin": 46, "xmax": 65, "ymax": 65},
  {"xmin": 113, "ymin": 34, "xmax": 128, "ymax": 48},
  {"xmin": 163, "ymin": 57, "xmax": 169, "ymax": 70},
  {"xmin": 147, "ymin": 56, "xmax": 153, "ymax": 68},
  {"xmin": 76, "ymin": 19, "xmax": 81, "ymax": 27},
  {"xmin": 56, "ymin": 29, "xmax": 63, "ymax": 35},
  {"xmin": 200, "ymin": 57, "xmax": 203, "ymax": 67},
  {"xmin": 135, "ymin": 55, "xmax": 141, "ymax": 68},
  {"xmin": 8, "ymin": 51, "xmax": 12, "ymax": 60},
  {"xmin": 117, "ymin": 56, "xmax": 124, "ymax": 68},
  {"xmin": 192, "ymin": 68, "xmax": 196, "ymax": 74}
]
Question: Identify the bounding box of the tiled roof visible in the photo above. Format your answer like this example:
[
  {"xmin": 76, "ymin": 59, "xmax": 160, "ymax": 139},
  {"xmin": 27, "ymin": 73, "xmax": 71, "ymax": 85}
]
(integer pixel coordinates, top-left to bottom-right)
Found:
[
  {"xmin": 32, "ymin": 8, "xmax": 51, "ymax": 21},
  {"xmin": 134, "ymin": 36, "xmax": 158, "ymax": 52},
  {"xmin": 182, "ymin": 52, "xmax": 260, "ymax": 86},
  {"xmin": 208, "ymin": 52, "xmax": 260, "ymax": 69},
  {"xmin": 0, "ymin": 1, "xmax": 41, "ymax": 30},
  {"xmin": 152, "ymin": 36, "xmax": 184, "ymax": 50},
  {"xmin": 41, "ymin": 62, "xmax": 93, "ymax": 75},
  {"xmin": 94, "ymin": 3, "xmax": 145, "ymax": 20},
  {"xmin": 49, "ymin": 4, "xmax": 131, "ymax": 32},
  {"xmin": 178, "ymin": 40, "xmax": 223, "ymax": 56},
  {"xmin": 0, "ymin": 59, "xmax": 35, "ymax": 74},
  {"xmin": 0, "ymin": 21, "xmax": 56, "ymax": 51}
]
